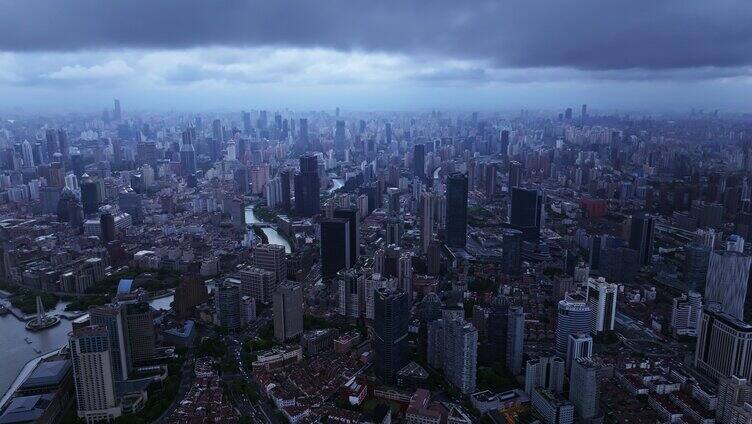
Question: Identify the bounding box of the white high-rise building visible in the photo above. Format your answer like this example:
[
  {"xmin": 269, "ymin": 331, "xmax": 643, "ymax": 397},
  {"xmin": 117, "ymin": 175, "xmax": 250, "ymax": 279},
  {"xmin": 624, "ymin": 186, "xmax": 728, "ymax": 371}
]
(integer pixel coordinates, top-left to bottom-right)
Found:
[
  {"xmin": 525, "ymin": 356, "xmax": 565, "ymax": 395},
  {"xmin": 555, "ymin": 295, "xmax": 591, "ymax": 356},
  {"xmin": 566, "ymin": 333, "xmax": 593, "ymax": 372},
  {"xmin": 717, "ymin": 376, "xmax": 752, "ymax": 423},
  {"xmin": 338, "ymin": 268, "xmax": 364, "ymax": 318},
  {"xmin": 239, "ymin": 266, "xmax": 276, "ymax": 304},
  {"xmin": 586, "ymin": 277, "xmax": 617, "ymax": 333},
  {"xmin": 253, "ymin": 244, "xmax": 287, "ymax": 284},
  {"xmin": 65, "ymin": 173, "xmax": 79, "ymax": 191},
  {"xmin": 427, "ymin": 316, "xmax": 478, "ymax": 395},
  {"xmin": 695, "ymin": 305, "xmax": 752, "ymax": 382},
  {"xmin": 705, "ymin": 249, "xmax": 751, "ymax": 320},
  {"xmin": 21, "ymin": 140, "xmax": 35, "ymax": 168},
  {"xmin": 69, "ymin": 326, "xmax": 122, "ymax": 423},
  {"xmin": 671, "ymin": 291, "xmax": 702, "ymax": 336}
]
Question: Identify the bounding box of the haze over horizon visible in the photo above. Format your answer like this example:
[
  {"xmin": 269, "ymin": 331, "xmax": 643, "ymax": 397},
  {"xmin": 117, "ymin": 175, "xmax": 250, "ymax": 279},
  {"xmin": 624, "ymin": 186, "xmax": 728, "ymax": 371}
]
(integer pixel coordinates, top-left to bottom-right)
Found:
[{"xmin": 1, "ymin": 0, "xmax": 752, "ymax": 112}]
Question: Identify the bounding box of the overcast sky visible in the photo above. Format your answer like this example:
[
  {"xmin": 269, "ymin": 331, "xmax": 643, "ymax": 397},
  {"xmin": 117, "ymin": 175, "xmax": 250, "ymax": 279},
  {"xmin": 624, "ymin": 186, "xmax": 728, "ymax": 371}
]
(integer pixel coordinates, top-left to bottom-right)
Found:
[{"xmin": 1, "ymin": 0, "xmax": 751, "ymax": 113}]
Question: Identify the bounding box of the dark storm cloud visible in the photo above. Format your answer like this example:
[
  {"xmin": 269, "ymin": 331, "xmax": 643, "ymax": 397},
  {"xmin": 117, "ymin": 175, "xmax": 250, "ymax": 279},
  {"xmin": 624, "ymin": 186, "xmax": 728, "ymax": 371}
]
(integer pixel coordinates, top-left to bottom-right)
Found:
[{"xmin": 1, "ymin": 0, "xmax": 751, "ymax": 71}]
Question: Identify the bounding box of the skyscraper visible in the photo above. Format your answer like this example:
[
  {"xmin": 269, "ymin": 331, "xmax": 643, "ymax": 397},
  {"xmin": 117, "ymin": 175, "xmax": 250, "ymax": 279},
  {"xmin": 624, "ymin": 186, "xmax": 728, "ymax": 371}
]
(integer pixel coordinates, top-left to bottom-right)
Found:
[
  {"xmin": 501, "ymin": 228, "xmax": 522, "ymax": 275},
  {"xmin": 444, "ymin": 318, "xmax": 478, "ymax": 394},
  {"xmin": 80, "ymin": 176, "xmax": 100, "ymax": 215},
  {"xmin": 508, "ymin": 161, "xmax": 522, "ymax": 189},
  {"xmin": 89, "ymin": 304, "xmax": 130, "ymax": 381},
  {"xmin": 294, "ymin": 154, "xmax": 320, "ymax": 217},
  {"xmin": 273, "ymin": 281, "xmax": 304, "ymax": 342},
  {"xmin": 21, "ymin": 140, "xmax": 34, "ymax": 168},
  {"xmin": 113, "ymin": 99, "xmax": 122, "ymax": 121},
  {"xmin": 696, "ymin": 305, "xmax": 752, "ymax": 382},
  {"xmin": 506, "ymin": 306, "xmax": 525, "ymax": 375},
  {"xmin": 555, "ymin": 296, "xmax": 591, "ymax": 356},
  {"xmin": 446, "ymin": 172, "xmax": 468, "ymax": 248},
  {"xmin": 240, "ymin": 266, "xmax": 275, "ymax": 305},
  {"xmin": 338, "ymin": 268, "xmax": 364, "ymax": 319},
  {"xmin": 333, "ymin": 207, "xmax": 360, "ymax": 268},
  {"xmin": 320, "ymin": 218, "xmax": 351, "ymax": 278},
  {"xmin": 179, "ymin": 129, "xmax": 197, "ymax": 176},
  {"xmin": 705, "ymin": 249, "xmax": 751, "ymax": 319},
  {"xmin": 421, "ymin": 192, "xmax": 435, "ymax": 253},
  {"xmin": 524, "ymin": 356, "xmax": 565, "ymax": 395},
  {"xmin": 69, "ymin": 325, "xmax": 122, "ymax": 422},
  {"xmin": 487, "ymin": 295, "xmax": 509, "ymax": 365},
  {"xmin": 124, "ymin": 302, "xmax": 156, "ymax": 366},
  {"xmin": 569, "ymin": 357, "xmax": 599, "ymax": 421},
  {"xmin": 216, "ymin": 281, "xmax": 242, "ymax": 331},
  {"xmin": 335, "ymin": 120, "xmax": 346, "ymax": 151},
  {"xmin": 413, "ymin": 144, "xmax": 425, "ymax": 180},
  {"xmin": 510, "ymin": 187, "xmax": 543, "ymax": 240},
  {"xmin": 684, "ymin": 243, "xmax": 711, "ymax": 292},
  {"xmin": 628, "ymin": 213, "xmax": 654, "ymax": 266},
  {"xmin": 373, "ymin": 288, "xmax": 409, "ymax": 384},
  {"xmin": 586, "ymin": 277, "xmax": 617, "ymax": 333},
  {"xmin": 253, "ymin": 244, "xmax": 287, "ymax": 284},
  {"xmin": 280, "ymin": 169, "xmax": 292, "ymax": 211},
  {"xmin": 566, "ymin": 333, "xmax": 593, "ymax": 372}
]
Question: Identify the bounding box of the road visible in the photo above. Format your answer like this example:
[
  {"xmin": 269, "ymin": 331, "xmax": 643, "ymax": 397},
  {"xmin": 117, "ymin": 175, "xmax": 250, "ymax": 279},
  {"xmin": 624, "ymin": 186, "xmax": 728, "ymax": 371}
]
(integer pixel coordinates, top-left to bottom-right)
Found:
[{"xmin": 154, "ymin": 352, "xmax": 195, "ymax": 424}]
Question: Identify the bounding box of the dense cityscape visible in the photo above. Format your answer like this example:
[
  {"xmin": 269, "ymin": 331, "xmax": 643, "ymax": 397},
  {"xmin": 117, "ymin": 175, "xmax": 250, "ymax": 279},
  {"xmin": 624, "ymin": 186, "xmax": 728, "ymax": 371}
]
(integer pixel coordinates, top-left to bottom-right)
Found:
[{"xmin": 0, "ymin": 102, "xmax": 751, "ymax": 424}]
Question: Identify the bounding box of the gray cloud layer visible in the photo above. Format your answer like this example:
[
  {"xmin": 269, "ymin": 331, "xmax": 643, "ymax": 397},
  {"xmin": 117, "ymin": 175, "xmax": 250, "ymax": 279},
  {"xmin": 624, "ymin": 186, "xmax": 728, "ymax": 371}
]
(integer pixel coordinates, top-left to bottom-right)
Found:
[{"xmin": 1, "ymin": 0, "xmax": 751, "ymax": 71}]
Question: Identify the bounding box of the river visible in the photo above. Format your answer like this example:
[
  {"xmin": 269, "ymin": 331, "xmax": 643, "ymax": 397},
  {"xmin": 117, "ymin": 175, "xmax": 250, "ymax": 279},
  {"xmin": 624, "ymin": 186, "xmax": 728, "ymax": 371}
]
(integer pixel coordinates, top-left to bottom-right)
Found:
[
  {"xmin": 244, "ymin": 206, "xmax": 292, "ymax": 253},
  {"xmin": 0, "ymin": 295, "xmax": 174, "ymax": 401}
]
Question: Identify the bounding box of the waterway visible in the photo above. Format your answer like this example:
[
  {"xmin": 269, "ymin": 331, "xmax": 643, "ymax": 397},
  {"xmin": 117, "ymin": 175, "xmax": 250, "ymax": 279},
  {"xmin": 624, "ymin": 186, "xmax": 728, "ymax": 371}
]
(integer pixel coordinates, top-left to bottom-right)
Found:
[
  {"xmin": 244, "ymin": 206, "xmax": 292, "ymax": 253},
  {"xmin": 0, "ymin": 295, "xmax": 174, "ymax": 401}
]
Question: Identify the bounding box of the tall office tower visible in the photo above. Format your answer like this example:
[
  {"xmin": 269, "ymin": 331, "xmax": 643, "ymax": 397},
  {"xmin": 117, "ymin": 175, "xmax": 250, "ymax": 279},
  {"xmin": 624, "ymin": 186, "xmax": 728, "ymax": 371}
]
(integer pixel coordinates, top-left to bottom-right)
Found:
[
  {"xmin": 58, "ymin": 188, "xmax": 84, "ymax": 228},
  {"xmin": 280, "ymin": 169, "xmax": 292, "ymax": 211},
  {"xmin": 387, "ymin": 187, "xmax": 400, "ymax": 215},
  {"xmin": 420, "ymin": 192, "xmax": 435, "ymax": 253},
  {"xmin": 510, "ymin": 187, "xmax": 543, "ymax": 240},
  {"xmin": 705, "ymin": 250, "xmax": 752, "ymax": 319},
  {"xmin": 174, "ymin": 277, "xmax": 209, "ymax": 319},
  {"xmin": 717, "ymin": 376, "xmax": 752, "ymax": 423},
  {"xmin": 216, "ymin": 281, "xmax": 242, "ymax": 331},
  {"xmin": 233, "ymin": 166, "xmax": 249, "ymax": 194},
  {"xmin": 334, "ymin": 207, "xmax": 359, "ymax": 267},
  {"xmin": 338, "ymin": 268, "xmax": 364, "ymax": 318},
  {"xmin": 413, "ymin": 144, "xmax": 426, "ymax": 180},
  {"xmin": 240, "ymin": 266, "xmax": 275, "ymax": 304},
  {"xmin": 487, "ymin": 295, "xmax": 509, "ymax": 365},
  {"xmin": 100, "ymin": 211, "xmax": 116, "ymax": 242},
  {"xmin": 69, "ymin": 326, "xmax": 122, "ymax": 422},
  {"xmin": 242, "ymin": 111, "xmax": 252, "ymax": 134},
  {"xmin": 586, "ymin": 277, "xmax": 617, "ymax": 333},
  {"xmin": 628, "ymin": 213, "xmax": 655, "ymax": 265},
  {"xmin": 253, "ymin": 244, "xmax": 287, "ymax": 284},
  {"xmin": 294, "ymin": 154, "xmax": 320, "ymax": 216},
  {"xmin": 555, "ymin": 296, "xmax": 591, "ymax": 356},
  {"xmin": 508, "ymin": 161, "xmax": 522, "ymax": 189},
  {"xmin": 569, "ymin": 358, "xmax": 599, "ymax": 421},
  {"xmin": 695, "ymin": 305, "xmax": 752, "ymax": 381},
  {"xmin": 373, "ymin": 288, "xmax": 409, "ymax": 384},
  {"xmin": 45, "ymin": 128, "xmax": 59, "ymax": 158},
  {"xmin": 273, "ymin": 281, "xmax": 304, "ymax": 342},
  {"xmin": 212, "ymin": 118, "xmax": 223, "ymax": 144},
  {"xmin": 507, "ymin": 306, "xmax": 525, "ymax": 375},
  {"xmin": 566, "ymin": 333, "xmax": 593, "ymax": 372},
  {"xmin": 671, "ymin": 291, "xmax": 703, "ymax": 336},
  {"xmin": 21, "ymin": 140, "xmax": 34, "ymax": 167},
  {"xmin": 426, "ymin": 241, "xmax": 442, "ymax": 275},
  {"xmin": 335, "ymin": 120, "xmax": 346, "ymax": 151},
  {"xmin": 124, "ymin": 302, "xmax": 155, "ymax": 366},
  {"xmin": 385, "ymin": 122, "xmax": 392, "ymax": 144},
  {"xmin": 57, "ymin": 129, "xmax": 69, "ymax": 163},
  {"xmin": 580, "ymin": 104, "xmax": 587, "ymax": 121},
  {"xmin": 179, "ymin": 129, "xmax": 197, "ymax": 176},
  {"xmin": 484, "ymin": 163, "xmax": 498, "ymax": 197},
  {"xmin": 501, "ymin": 228, "xmax": 523, "ymax": 275},
  {"xmin": 320, "ymin": 218, "xmax": 351, "ymax": 278},
  {"xmin": 250, "ymin": 164, "xmax": 270, "ymax": 195},
  {"xmin": 398, "ymin": 253, "xmax": 413, "ymax": 302},
  {"xmin": 565, "ymin": 107, "xmax": 573, "ymax": 120},
  {"xmin": 385, "ymin": 216, "xmax": 404, "ymax": 246},
  {"xmin": 684, "ymin": 243, "xmax": 711, "ymax": 292},
  {"xmin": 524, "ymin": 356, "xmax": 565, "ymax": 395},
  {"xmin": 446, "ymin": 173, "xmax": 468, "ymax": 248},
  {"xmin": 89, "ymin": 304, "xmax": 130, "ymax": 381},
  {"xmin": 445, "ymin": 319, "xmax": 478, "ymax": 394},
  {"xmin": 113, "ymin": 99, "xmax": 122, "ymax": 121},
  {"xmin": 80, "ymin": 177, "xmax": 100, "ymax": 215},
  {"xmin": 299, "ymin": 118, "xmax": 309, "ymax": 150}
]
